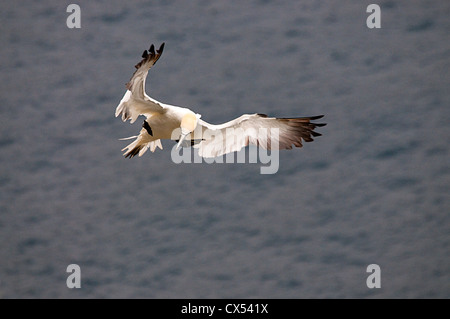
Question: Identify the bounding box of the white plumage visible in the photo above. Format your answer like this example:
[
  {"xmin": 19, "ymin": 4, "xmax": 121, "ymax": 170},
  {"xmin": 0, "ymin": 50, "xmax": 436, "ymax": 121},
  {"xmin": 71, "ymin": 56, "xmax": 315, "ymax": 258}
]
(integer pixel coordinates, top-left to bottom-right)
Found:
[{"xmin": 116, "ymin": 43, "xmax": 326, "ymax": 158}]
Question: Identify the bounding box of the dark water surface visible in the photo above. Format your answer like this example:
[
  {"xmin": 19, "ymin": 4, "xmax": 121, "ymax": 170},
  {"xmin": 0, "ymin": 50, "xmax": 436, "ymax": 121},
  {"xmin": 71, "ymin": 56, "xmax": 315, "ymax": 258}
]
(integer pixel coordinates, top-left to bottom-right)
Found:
[{"xmin": 0, "ymin": 1, "xmax": 449, "ymax": 298}]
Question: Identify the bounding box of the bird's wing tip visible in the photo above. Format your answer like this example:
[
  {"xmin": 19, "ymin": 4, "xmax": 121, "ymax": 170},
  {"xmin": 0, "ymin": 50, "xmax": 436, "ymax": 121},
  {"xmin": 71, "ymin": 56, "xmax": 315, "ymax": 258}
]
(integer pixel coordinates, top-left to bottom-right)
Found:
[{"xmin": 157, "ymin": 42, "xmax": 165, "ymax": 54}]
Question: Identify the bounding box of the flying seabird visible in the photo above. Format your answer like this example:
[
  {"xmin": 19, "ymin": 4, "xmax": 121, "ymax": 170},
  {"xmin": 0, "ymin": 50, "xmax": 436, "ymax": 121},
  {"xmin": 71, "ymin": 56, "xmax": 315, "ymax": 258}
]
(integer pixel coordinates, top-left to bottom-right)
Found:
[{"xmin": 116, "ymin": 43, "xmax": 326, "ymax": 158}]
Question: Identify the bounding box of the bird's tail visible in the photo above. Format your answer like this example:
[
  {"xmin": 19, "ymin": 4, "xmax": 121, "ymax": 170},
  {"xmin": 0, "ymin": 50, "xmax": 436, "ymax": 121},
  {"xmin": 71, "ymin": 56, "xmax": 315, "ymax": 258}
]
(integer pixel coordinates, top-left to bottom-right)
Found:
[{"xmin": 120, "ymin": 136, "xmax": 163, "ymax": 158}]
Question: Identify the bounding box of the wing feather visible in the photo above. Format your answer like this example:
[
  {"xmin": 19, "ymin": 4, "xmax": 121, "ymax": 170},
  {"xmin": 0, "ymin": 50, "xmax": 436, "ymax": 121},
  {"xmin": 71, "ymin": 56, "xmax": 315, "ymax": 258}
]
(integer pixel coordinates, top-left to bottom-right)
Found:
[
  {"xmin": 115, "ymin": 43, "xmax": 166, "ymax": 123},
  {"xmin": 195, "ymin": 114, "xmax": 326, "ymax": 158}
]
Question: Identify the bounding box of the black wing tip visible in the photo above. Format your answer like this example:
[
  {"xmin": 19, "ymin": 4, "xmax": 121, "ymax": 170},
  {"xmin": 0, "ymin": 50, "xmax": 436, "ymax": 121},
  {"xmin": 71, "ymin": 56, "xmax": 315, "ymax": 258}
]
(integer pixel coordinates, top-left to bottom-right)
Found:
[
  {"xmin": 128, "ymin": 42, "xmax": 166, "ymax": 87},
  {"xmin": 157, "ymin": 42, "xmax": 165, "ymax": 54},
  {"xmin": 280, "ymin": 115, "xmax": 326, "ymax": 147},
  {"xmin": 147, "ymin": 42, "xmax": 165, "ymax": 54},
  {"xmin": 311, "ymin": 115, "xmax": 326, "ymax": 127},
  {"xmin": 139, "ymin": 42, "xmax": 165, "ymax": 62},
  {"xmin": 304, "ymin": 115, "xmax": 326, "ymax": 127},
  {"xmin": 277, "ymin": 115, "xmax": 326, "ymax": 127},
  {"xmin": 309, "ymin": 115, "xmax": 324, "ymax": 120}
]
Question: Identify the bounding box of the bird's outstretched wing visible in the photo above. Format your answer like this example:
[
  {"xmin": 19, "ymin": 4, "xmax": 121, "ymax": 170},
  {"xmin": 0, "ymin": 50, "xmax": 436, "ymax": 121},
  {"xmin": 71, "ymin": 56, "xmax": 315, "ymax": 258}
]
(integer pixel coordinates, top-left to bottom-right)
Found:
[
  {"xmin": 195, "ymin": 114, "xmax": 326, "ymax": 158},
  {"xmin": 115, "ymin": 43, "xmax": 166, "ymax": 123}
]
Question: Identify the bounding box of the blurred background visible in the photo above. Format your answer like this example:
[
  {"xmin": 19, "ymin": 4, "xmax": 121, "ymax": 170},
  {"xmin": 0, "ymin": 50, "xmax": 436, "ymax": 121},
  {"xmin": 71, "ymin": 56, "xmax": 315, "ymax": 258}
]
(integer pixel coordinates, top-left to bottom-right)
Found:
[{"xmin": 0, "ymin": 0, "xmax": 448, "ymax": 298}]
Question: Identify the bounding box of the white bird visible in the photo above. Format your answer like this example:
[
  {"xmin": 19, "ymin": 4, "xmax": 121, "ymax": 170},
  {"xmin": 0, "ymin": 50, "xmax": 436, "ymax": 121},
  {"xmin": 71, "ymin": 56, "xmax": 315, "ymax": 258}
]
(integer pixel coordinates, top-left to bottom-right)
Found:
[{"xmin": 116, "ymin": 43, "xmax": 326, "ymax": 158}]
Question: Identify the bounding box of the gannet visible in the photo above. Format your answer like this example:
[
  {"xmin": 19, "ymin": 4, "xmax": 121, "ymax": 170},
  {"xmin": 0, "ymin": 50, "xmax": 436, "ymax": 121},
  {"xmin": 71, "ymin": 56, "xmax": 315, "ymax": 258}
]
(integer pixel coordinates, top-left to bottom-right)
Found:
[{"xmin": 116, "ymin": 43, "xmax": 326, "ymax": 158}]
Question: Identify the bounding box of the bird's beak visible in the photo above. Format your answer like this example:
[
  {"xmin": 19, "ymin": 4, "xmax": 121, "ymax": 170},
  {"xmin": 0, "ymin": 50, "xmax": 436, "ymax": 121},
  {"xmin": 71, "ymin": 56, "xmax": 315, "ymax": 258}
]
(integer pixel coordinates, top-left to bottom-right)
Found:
[{"xmin": 176, "ymin": 132, "xmax": 189, "ymax": 150}]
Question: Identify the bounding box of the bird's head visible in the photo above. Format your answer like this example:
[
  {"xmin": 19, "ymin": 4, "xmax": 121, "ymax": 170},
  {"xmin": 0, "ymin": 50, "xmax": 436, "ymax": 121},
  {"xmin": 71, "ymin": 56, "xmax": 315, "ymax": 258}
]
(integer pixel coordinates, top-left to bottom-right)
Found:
[{"xmin": 176, "ymin": 113, "xmax": 198, "ymax": 149}]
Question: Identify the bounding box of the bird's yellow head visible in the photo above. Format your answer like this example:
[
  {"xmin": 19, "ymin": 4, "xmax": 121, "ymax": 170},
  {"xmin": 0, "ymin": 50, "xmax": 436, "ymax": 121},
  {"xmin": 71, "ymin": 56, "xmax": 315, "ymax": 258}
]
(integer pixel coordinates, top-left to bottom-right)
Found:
[
  {"xmin": 180, "ymin": 113, "xmax": 198, "ymax": 133},
  {"xmin": 176, "ymin": 113, "xmax": 198, "ymax": 149}
]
